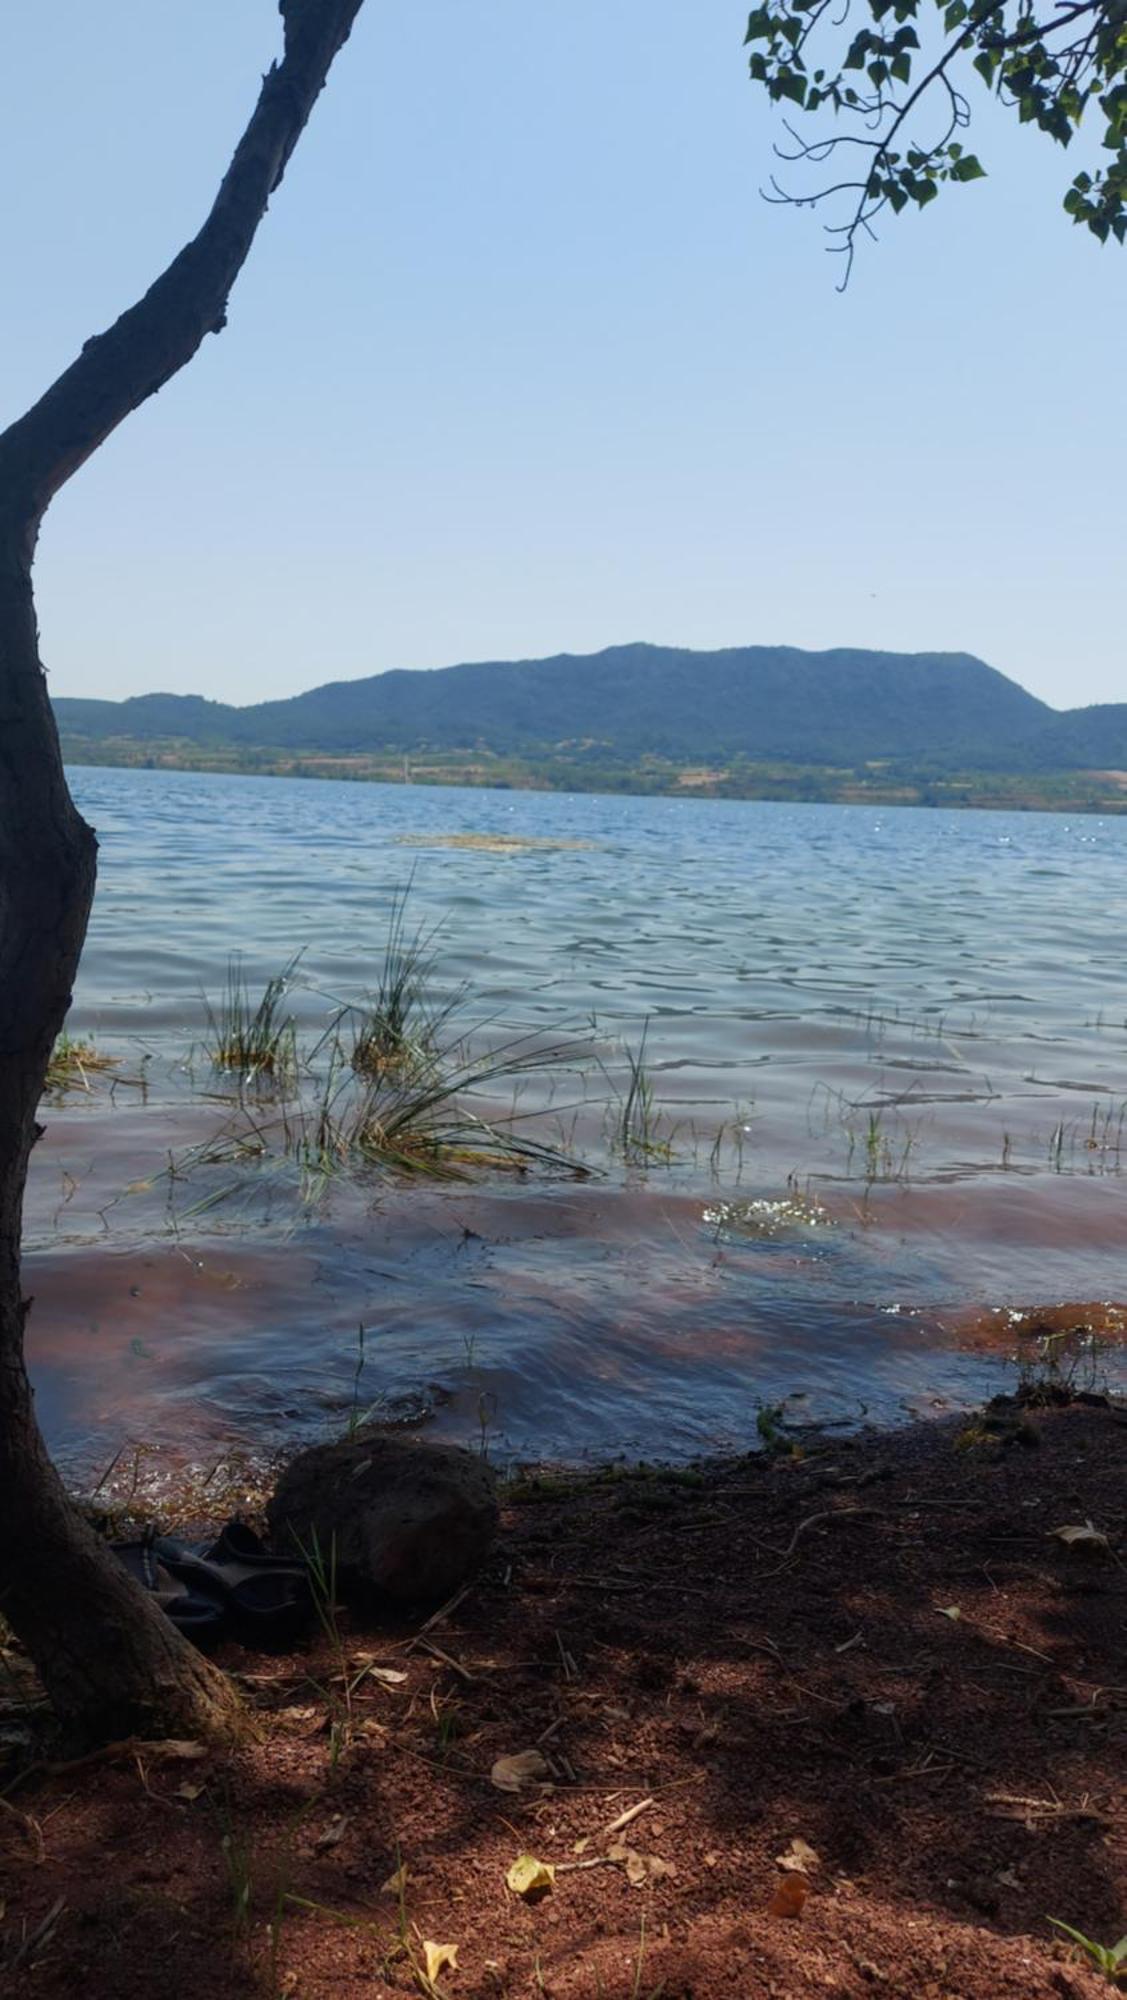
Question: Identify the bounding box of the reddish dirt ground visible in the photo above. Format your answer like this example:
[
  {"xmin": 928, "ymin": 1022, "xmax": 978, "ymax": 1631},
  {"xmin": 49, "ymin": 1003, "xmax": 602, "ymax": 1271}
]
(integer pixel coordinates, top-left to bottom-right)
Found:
[{"xmin": 3, "ymin": 1400, "xmax": 1126, "ymax": 1999}]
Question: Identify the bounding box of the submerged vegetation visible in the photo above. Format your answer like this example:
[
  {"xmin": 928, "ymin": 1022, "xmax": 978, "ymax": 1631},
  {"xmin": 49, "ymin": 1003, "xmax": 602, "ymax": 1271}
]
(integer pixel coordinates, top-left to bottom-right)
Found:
[
  {"xmin": 43, "ymin": 1032, "xmax": 117, "ymax": 1094},
  {"xmin": 204, "ymin": 955, "xmax": 300, "ymax": 1080},
  {"xmin": 176, "ymin": 896, "xmax": 599, "ymax": 1205}
]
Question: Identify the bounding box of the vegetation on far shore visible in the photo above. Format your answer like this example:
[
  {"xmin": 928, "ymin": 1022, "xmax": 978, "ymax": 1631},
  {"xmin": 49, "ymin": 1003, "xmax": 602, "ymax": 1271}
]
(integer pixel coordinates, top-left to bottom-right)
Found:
[{"xmin": 59, "ymin": 735, "xmax": 1127, "ymax": 816}]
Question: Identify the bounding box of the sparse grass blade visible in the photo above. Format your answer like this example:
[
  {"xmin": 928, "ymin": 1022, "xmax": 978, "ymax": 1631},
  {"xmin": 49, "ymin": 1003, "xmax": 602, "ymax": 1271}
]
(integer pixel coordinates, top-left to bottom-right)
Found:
[{"xmin": 604, "ymin": 1021, "xmax": 675, "ymax": 1166}]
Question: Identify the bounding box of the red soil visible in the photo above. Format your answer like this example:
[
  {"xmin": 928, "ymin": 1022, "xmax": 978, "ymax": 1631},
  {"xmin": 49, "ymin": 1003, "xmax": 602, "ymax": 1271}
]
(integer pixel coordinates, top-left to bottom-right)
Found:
[{"xmin": 3, "ymin": 1401, "xmax": 1126, "ymax": 1999}]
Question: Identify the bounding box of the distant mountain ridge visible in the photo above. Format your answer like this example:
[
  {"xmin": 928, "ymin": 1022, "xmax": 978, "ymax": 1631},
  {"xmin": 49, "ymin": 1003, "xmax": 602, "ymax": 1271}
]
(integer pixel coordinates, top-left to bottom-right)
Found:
[{"xmin": 51, "ymin": 642, "xmax": 1127, "ymax": 772}]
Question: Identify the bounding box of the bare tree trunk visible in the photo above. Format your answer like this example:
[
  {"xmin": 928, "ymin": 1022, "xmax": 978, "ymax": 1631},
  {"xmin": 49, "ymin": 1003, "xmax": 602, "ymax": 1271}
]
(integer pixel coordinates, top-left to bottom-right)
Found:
[{"xmin": 0, "ymin": 0, "xmax": 365, "ymax": 1745}]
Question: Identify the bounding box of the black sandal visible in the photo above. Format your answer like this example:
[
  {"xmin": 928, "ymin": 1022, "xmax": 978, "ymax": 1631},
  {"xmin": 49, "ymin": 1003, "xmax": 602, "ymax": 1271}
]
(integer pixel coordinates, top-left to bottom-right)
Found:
[
  {"xmin": 154, "ymin": 1522, "xmax": 310, "ymax": 1642},
  {"xmin": 110, "ymin": 1536, "xmax": 226, "ymax": 1638}
]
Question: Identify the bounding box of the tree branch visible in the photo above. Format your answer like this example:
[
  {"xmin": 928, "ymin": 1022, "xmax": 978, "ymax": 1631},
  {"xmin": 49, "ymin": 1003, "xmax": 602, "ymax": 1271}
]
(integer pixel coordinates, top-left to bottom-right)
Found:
[{"xmin": 0, "ymin": 0, "xmax": 364, "ymax": 551}]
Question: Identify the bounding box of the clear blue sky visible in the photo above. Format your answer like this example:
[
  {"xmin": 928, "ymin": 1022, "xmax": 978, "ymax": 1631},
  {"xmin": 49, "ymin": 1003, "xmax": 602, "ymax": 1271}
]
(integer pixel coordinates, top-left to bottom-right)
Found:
[{"xmin": 1, "ymin": 2, "xmax": 1122, "ymax": 711}]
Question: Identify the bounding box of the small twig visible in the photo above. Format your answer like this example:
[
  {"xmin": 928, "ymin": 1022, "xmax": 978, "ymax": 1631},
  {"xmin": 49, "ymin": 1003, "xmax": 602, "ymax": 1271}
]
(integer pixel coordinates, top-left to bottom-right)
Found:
[
  {"xmin": 404, "ymin": 1582, "xmax": 474, "ymax": 1652},
  {"xmin": 984, "ymin": 1790, "xmax": 1107, "ymax": 1822},
  {"xmin": 9, "ymin": 1895, "xmax": 66, "ymax": 1968},
  {"xmin": 416, "ymin": 1639, "xmax": 475, "ymax": 1683},
  {"xmin": 757, "ymin": 1507, "xmax": 873, "ymax": 1578},
  {"xmin": 602, "ymin": 1796, "xmax": 654, "ymax": 1839}
]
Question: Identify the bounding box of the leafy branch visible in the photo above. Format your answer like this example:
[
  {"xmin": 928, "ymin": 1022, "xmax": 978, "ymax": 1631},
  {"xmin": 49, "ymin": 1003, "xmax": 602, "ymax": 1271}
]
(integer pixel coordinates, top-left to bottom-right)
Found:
[{"xmin": 745, "ymin": 0, "xmax": 1127, "ymax": 281}]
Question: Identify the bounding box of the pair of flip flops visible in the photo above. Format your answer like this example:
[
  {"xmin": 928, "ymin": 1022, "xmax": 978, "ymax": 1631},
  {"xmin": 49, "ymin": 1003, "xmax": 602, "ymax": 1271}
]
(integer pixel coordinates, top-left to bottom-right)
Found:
[{"xmin": 111, "ymin": 1520, "xmax": 310, "ymax": 1645}]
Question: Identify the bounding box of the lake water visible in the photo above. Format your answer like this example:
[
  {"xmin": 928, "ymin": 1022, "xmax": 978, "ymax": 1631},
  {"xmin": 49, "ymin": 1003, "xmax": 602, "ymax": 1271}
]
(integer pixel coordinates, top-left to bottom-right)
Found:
[{"xmin": 28, "ymin": 765, "xmax": 1127, "ymax": 1485}]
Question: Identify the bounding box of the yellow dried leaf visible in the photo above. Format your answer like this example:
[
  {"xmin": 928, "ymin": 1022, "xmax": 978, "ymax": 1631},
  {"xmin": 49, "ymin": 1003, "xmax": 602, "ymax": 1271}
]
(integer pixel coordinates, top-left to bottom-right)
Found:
[
  {"xmin": 423, "ymin": 1940, "xmax": 458, "ymax": 1983},
  {"xmin": 352, "ymin": 1655, "xmax": 408, "ymax": 1685},
  {"xmin": 937, "ymin": 1605, "xmax": 962, "ymax": 1621},
  {"xmin": 381, "ymin": 1863, "xmax": 409, "ymax": 1897},
  {"xmin": 608, "ymin": 1843, "xmax": 676, "ymax": 1889},
  {"xmin": 275, "ymin": 1704, "xmax": 321, "ymax": 1734},
  {"xmin": 774, "ymin": 1838, "xmax": 821, "ymax": 1876},
  {"xmin": 1050, "ymin": 1521, "xmax": 1110, "ymax": 1553},
  {"xmin": 144, "ymin": 1740, "xmax": 208, "ymax": 1762},
  {"xmin": 490, "ymin": 1749, "xmax": 551, "ymax": 1793},
  {"xmin": 506, "ymin": 1853, "xmax": 556, "ymax": 1899}
]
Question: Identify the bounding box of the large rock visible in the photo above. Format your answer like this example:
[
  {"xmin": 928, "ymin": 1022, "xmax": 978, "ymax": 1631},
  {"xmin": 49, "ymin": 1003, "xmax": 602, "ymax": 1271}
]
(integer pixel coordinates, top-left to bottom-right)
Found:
[{"xmin": 267, "ymin": 1433, "xmax": 499, "ymax": 1605}]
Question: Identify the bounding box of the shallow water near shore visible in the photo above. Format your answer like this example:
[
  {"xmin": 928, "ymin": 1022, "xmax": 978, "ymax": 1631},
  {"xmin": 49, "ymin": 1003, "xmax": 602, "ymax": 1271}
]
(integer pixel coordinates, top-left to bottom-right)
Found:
[{"xmin": 29, "ymin": 766, "xmax": 1127, "ymax": 1485}]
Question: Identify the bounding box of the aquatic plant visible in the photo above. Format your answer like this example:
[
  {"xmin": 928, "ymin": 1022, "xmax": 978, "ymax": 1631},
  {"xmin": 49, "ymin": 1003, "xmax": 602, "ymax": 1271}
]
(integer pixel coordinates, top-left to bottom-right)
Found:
[
  {"xmin": 179, "ymin": 1017, "xmax": 591, "ymax": 1208},
  {"xmin": 341, "ymin": 881, "xmax": 457, "ymax": 1081},
  {"xmin": 43, "ymin": 1032, "xmax": 116, "ymax": 1094},
  {"xmin": 607, "ymin": 1022, "xmax": 676, "ymax": 1166},
  {"xmin": 203, "ymin": 955, "xmax": 299, "ymax": 1081}
]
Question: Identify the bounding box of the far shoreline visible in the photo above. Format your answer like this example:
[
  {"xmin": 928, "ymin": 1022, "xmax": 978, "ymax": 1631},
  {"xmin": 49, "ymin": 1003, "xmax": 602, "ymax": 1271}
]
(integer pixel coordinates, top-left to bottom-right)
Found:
[{"xmin": 60, "ymin": 748, "xmax": 1127, "ymax": 818}]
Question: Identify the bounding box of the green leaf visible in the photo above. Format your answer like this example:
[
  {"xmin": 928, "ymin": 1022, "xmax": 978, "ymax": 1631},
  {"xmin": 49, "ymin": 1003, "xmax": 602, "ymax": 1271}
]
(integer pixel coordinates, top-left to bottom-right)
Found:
[
  {"xmin": 891, "ymin": 53, "xmax": 912, "ymax": 83},
  {"xmin": 744, "ymin": 8, "xmax": 774, "ymax": 43},
  {"xmin": 950, "ymin": 153, "xmax": 987, "ymax": 182},
  {"xmin": 916, "ymin": 178, "xmax": 939, "ymax": 205},
  {"xmin": 774, "ymin": 68, "xmax": 808, "ymax": 104}
]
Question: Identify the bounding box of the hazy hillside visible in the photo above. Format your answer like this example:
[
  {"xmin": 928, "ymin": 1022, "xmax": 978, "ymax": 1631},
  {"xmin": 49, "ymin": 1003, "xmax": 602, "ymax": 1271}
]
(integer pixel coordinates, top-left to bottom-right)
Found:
[{"xmin": 56, "ymin": 641, "xmax": 1078, "ymax": 768}]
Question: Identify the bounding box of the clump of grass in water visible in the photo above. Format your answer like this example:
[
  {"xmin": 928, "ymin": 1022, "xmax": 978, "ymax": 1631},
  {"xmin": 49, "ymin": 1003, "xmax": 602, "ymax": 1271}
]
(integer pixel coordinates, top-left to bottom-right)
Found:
[
  {"xmin": 342, "ymin": 883, "xmax": 458, "ymax": 1082},
  {"xmin": 204, "ymin": 954, "xmax": 299, "ymax": 1081},
  {"xmin": 185, "ymin": 1020, "xmax": 592, "ymax": 1206},
  {"xmin": 43, "ymin": 1032, "xmax": 116, "ymax": 1094},
  {"xmin": 340, "ymin": 1026, "xmax": 590, "ymax": 1180}
]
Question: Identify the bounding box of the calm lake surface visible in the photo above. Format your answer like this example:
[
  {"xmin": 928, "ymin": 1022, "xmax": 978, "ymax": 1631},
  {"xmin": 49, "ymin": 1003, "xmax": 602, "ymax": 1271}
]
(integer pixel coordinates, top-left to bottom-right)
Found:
[{"xmin": 28, "ymin": 766, "xmax": 1127, "ymax": 1485}]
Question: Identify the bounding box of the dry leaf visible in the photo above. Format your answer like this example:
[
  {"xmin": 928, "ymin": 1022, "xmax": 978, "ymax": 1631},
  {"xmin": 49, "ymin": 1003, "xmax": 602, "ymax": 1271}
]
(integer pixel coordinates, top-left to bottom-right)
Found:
[
  {"xmin": 174, "ymin": 1781, "xmax": 205, "ymax": 1802},
  {"xmin": 144, "ymin": 1740, "xmax": 208, "ymax": 1762},
  {"xmin": 572, "ymin": 1837, "xmax": 591, "ymax": 1856},
  {"xmin": 352, "ymin": 1656, "xmax": 409, "ymax": 1685},
  {"xmin": 314, "ymin": 1815, "xmax": 351, "ymax": 1852},
  {"xmin": 490, "ymin": 1749, "xmax": 551, "ymax": 1793},
  {"xmin": 381, "ymin": 1863, "xmax": 409, "ymax": 1898},
  {"xmin": 423, "ymin": 1940, "xmax": 458, "ymax": 1983},
  {"xmin": 937, "ymin": 1605, "xmax": 962, "ymax": 1621},
  {"xmin": 775, "ymin": 1838, "xmax": 821, "ymax": 1876},
  {"xmin": 1050, "ymin": 1521, "xmax": 1110, "ymax": 1553},
  {"xmin": 352, "ymin": 1717, "xmax": 387, "ymax": 1745},
  {"xmin": 608, "ymin": 1843, "xmax": 676, "ymax": 1889},
  {"xmin": 506, "ymin": 1854, "xmax": 556, "ymax": 1899},
  {"xmin": 769, "ymin": 1872, "xmax": 809, "ymax": 1919},
  {"xmin": 275, "ymin": 1704, "xmax": 322, "ymax": 1736}
]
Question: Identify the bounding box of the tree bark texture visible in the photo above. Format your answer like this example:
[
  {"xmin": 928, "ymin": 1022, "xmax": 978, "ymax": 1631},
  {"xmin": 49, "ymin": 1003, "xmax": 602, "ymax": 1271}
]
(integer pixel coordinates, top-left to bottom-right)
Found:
[{"xmin": 0, "ymin": 0, "xmax": 365, "ymax": 1744}]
